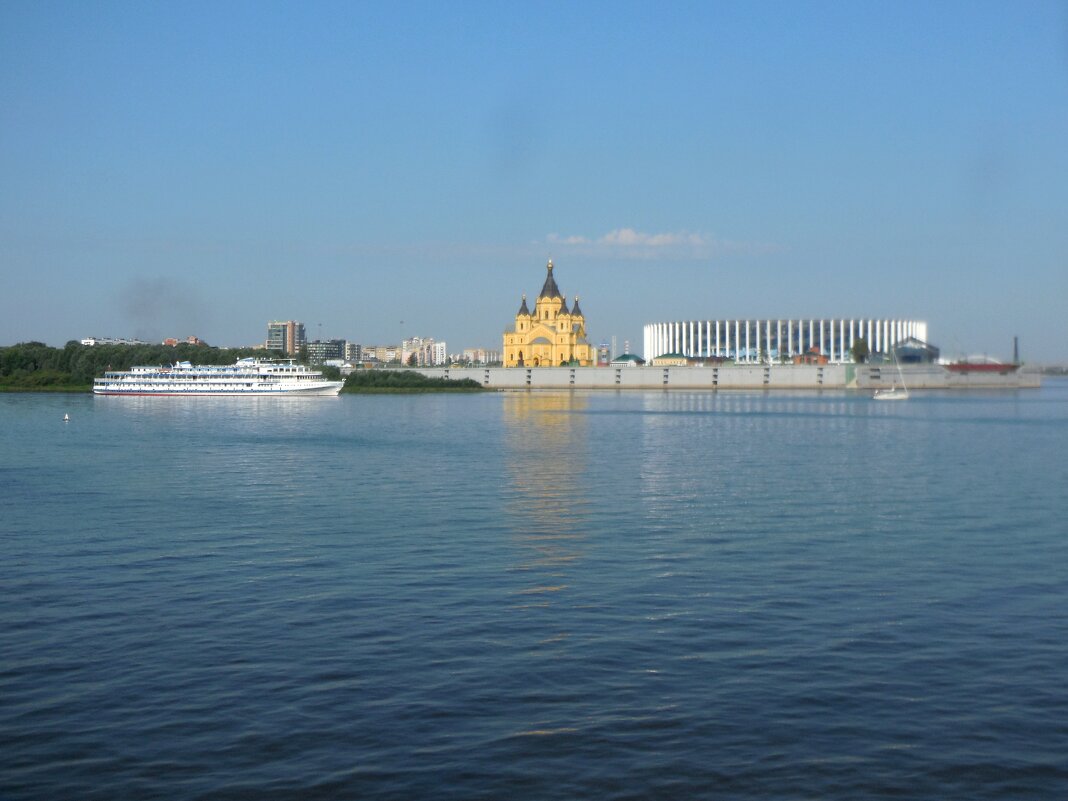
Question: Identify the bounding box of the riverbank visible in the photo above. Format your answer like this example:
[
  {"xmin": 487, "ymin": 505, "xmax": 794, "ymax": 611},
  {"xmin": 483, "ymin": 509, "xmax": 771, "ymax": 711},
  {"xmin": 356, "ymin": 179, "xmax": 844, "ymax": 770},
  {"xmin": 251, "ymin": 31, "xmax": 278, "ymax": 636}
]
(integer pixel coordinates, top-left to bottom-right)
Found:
[
  {"xmin": 341, "ymin": 370, "xmax": 485, "ymax": 393},
  {"xmin": 0, "ymin": 384, "xmax": 92, "ymax": 393}
]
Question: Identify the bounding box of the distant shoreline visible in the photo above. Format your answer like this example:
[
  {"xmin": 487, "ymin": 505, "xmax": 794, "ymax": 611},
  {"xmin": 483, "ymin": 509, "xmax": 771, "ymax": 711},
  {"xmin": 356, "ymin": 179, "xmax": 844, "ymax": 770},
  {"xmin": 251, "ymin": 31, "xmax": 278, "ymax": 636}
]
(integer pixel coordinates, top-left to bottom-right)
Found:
[{"xmin": 0, "ymin": 385, "xmax": 91, "ymax": 393}]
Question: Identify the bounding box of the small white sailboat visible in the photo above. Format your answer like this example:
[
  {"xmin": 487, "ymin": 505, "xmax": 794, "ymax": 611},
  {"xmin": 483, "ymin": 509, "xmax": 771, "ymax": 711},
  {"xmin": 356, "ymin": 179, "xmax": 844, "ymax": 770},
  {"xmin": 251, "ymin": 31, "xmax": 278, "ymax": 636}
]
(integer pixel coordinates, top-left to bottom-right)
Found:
[
  {"xmin": 873, "ymin": 384, "xmax": 908, "ymax": 400},
  {"xmin": 63, "ymin": 413, "xmax": 70, "ymax": 422},
  {"xmin": 873, "ymin": 351, "xmax": 909, "ymax": 401}
]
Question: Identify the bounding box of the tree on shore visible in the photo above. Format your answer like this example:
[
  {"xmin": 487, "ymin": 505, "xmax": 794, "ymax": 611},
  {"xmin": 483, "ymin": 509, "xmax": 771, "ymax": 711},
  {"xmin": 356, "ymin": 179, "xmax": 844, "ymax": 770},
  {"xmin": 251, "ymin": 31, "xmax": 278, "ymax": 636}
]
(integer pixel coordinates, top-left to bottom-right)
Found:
[
  {"xmin": 342, "ymin": 369, "xmax": 482, "ymax": 392},
  {"xmin": 850, "ymin": 337, "xmax": 870, "ymax": 363},
  {"xmin": 0, "ymin": 342, "xmax": 280, "ymax": 390}
]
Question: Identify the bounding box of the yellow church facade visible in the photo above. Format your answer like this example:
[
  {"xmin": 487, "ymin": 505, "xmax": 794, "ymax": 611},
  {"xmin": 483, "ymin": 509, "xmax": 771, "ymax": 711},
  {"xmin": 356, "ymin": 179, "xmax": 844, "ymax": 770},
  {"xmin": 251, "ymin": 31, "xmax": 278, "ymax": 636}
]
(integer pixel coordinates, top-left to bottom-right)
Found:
[{"xmin": 503, "ymin": 260, "xmax": 593, "ymax": 367}]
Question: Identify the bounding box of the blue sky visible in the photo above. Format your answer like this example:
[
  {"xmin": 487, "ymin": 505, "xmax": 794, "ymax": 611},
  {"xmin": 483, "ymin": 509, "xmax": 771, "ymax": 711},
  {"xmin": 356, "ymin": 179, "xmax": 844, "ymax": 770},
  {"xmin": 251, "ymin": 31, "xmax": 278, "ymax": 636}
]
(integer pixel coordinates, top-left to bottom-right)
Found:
[{"xmin": 2, "ymin": 1, "xmax": 1067, "ymax": 361}]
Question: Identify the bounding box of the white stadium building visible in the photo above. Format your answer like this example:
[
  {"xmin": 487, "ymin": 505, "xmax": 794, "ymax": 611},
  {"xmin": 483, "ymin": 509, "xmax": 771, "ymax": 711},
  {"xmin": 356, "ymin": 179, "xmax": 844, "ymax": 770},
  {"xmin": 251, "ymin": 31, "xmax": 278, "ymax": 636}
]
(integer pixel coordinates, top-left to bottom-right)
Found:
[{"xmin": 643, "ymin": 319, "xmax": 928, "ymax": 364}]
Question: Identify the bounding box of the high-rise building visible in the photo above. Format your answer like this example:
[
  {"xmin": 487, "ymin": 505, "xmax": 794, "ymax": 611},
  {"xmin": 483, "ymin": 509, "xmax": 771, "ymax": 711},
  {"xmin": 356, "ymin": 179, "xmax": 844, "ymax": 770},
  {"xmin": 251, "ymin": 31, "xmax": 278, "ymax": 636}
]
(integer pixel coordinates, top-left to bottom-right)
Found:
[
  {"xmin": 306, "ymin": 339, "xmax": 346, "ymax": 364},
  {"xmin": 402, "ymin": 337, "xmax": 448, "ymax": 366},
  {"xmin": 266, "ymin": 321, "xmax": 306, "ymax": 356},
  {"xmin": 431, "ymin": 342, "xmax": 447, "ymax": 366}
]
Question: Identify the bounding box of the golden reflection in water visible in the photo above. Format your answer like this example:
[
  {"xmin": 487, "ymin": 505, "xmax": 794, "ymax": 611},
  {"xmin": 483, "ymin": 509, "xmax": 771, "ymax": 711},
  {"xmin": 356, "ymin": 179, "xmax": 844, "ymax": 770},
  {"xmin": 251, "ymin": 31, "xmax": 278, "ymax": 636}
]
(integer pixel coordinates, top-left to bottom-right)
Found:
[{"xmin": 501, "ymin": 392, "xmax": 590, "ymax": 611}]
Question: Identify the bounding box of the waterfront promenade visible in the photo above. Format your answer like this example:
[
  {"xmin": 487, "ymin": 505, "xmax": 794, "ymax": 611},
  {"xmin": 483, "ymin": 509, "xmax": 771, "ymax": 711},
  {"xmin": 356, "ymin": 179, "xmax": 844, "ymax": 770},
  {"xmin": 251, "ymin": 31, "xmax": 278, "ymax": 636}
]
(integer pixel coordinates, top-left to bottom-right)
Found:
[{"xmin": 415, "ymin": 364, "xmax": 1041, "ymax": 391}]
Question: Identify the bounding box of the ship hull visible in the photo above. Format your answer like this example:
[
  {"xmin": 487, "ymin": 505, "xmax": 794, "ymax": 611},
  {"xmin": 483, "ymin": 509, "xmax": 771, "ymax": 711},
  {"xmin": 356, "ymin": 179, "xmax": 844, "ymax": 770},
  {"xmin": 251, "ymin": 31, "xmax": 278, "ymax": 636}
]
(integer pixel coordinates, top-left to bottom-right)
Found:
[
  {"xmin": 92, "ymin": 385, "xmax": 343, "ymax": 396},
  {"xmin": 91, "ymin": 358, "xmax": 344, "ymax": 397}
]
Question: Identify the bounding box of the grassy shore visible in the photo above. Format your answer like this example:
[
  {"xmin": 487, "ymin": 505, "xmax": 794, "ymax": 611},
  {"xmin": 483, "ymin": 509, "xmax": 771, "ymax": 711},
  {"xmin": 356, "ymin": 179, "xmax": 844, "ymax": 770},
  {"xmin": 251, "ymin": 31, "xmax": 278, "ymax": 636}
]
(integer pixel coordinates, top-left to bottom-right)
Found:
[
  {"xmin": 0, "ymin": 383, "xmax": 92, "ymax": 393},
  {"xmin": 341, "ymin": 370, "xmax": 485, "ymax": 393}
]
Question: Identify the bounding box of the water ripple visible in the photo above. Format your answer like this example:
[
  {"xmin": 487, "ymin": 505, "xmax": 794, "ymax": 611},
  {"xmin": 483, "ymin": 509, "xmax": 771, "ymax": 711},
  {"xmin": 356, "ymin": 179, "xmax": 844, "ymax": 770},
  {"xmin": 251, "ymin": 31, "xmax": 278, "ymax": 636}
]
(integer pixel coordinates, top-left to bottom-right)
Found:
[{"xmin": 2, "ymin": 387, "xmax": 1068, "ymax": 799}]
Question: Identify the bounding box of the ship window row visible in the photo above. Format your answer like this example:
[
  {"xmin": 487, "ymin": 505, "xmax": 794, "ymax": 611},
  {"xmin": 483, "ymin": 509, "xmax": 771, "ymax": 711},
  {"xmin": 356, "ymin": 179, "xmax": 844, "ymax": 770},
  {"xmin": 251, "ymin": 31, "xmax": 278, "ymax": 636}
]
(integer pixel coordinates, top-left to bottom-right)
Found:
[{"xmin": 104, "ymin": 376, "xmax": 315, "ymax": 381}]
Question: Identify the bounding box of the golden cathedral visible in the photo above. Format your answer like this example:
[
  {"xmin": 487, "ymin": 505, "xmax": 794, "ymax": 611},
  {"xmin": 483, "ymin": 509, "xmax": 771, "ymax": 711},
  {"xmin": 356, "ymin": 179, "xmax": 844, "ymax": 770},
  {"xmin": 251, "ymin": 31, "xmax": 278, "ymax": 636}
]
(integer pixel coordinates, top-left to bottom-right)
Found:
[{"xmin": 503, "ymin": 260, "xmax": 592, "ymax": 367}]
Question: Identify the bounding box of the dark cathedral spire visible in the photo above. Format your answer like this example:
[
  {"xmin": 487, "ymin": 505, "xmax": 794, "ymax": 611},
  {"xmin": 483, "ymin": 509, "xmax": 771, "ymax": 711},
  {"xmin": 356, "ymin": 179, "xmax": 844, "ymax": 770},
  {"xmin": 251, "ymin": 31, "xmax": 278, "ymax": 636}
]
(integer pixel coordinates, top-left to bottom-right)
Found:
[{"xmin": 538, "ymin": 259, "xmax": 563, "ymax": 299}]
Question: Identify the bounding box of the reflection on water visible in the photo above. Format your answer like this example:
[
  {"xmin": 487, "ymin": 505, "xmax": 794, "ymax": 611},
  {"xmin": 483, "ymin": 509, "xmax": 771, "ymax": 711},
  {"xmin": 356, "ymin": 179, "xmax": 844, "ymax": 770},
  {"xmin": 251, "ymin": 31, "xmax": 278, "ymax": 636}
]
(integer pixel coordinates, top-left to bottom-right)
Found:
[
  {"xmin": 501, "ymin": 392, "xmax": 590, "ymax": 610},
  {"xmin": 636, "ymin": 390, "xmax": 928, "ymax": 503},
  {"xmin": 94, "ymin": 394, "xmax": 333, "ymax": 424},
  {"xmin": 87, "ymin": 395, "xmax": 348, "ymax": 509},
  {"xmin": 5, "ymin": 388, "xmax": 1068, "ymax": 799},
  {"xmin": 640, "ymin": 389, "xmax": 869, "ymax": 420}
]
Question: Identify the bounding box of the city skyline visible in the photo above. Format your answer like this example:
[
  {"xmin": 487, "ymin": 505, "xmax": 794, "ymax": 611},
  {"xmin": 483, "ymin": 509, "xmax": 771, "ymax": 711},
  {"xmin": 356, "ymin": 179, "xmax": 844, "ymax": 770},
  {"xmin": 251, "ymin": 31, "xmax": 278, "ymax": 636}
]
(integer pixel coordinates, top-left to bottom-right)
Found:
[{"xmin": 3, "ymin": 2, "xmax": 1067, "ymax": 363}]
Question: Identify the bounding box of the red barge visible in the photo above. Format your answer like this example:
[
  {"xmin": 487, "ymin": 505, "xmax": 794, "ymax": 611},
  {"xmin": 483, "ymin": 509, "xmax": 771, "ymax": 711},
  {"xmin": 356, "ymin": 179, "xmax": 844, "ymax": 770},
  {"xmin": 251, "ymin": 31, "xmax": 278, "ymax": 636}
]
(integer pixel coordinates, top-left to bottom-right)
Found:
[{"xmin": 945, "ymin": 362, "xmax": 1019, "ymax": 373}]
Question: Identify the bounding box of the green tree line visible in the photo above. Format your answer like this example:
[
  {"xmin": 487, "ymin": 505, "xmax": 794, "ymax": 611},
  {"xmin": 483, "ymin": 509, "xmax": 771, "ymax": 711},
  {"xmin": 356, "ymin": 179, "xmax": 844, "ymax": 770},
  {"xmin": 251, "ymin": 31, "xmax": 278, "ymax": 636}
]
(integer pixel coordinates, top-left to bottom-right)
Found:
[
  {"xmin": 0, "ymin": 341, "xmax": 282, "ymax": 390},
  {"xmin": 342, "ymin": 369, "xmax": 483, "ymax": 393}
]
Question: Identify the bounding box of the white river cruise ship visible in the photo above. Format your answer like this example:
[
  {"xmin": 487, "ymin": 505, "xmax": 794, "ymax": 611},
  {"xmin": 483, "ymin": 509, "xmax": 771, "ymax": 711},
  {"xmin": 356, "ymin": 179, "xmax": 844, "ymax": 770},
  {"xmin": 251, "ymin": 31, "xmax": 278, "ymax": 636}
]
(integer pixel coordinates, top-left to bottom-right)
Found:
[{"xmin": 93, "ymin": 358, "xmax": 344, "ymax": 396}]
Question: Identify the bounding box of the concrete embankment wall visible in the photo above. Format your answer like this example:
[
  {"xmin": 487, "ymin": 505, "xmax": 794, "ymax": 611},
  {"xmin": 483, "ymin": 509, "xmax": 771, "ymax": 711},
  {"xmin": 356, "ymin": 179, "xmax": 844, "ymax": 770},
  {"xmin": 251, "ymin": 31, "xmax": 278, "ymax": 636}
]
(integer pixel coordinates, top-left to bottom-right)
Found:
[
  {"xmin": 853, "ymin": 364, "xmax": 1040, "ymax": 390},
  {"xmin": 412, "ymin": 364, "xmax": 1041, "ymax": 391}
]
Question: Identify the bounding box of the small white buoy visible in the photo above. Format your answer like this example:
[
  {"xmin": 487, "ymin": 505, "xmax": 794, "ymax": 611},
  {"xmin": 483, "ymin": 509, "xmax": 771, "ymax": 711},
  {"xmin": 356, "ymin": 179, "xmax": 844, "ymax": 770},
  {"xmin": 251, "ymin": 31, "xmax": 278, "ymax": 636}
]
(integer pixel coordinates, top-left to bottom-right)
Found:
[{"xmin": 63, "ymin": 413, "xmax": 70, "ymax": 422}]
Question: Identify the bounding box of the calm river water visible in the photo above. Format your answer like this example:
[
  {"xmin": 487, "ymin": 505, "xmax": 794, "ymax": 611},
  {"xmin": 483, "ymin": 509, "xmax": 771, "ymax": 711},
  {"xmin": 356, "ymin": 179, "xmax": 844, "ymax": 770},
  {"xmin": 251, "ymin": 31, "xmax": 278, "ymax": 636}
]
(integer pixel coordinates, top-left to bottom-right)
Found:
[{"xmin": 3, "ymin": 383, "xmax": 1067, "ymax": 799}]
